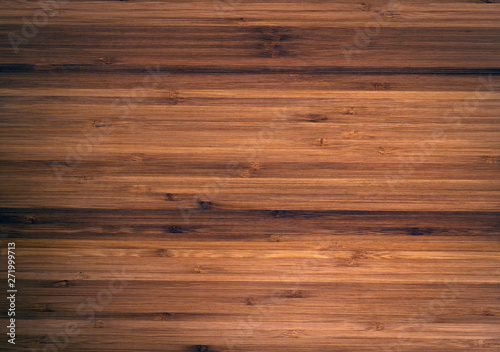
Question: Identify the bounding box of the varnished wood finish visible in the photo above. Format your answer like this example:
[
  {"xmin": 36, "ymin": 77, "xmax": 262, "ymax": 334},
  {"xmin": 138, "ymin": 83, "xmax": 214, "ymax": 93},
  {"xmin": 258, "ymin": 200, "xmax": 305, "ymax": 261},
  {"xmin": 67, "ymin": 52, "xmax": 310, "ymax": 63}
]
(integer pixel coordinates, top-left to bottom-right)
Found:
[{"xmin": 1, "ymin": 1, "xmax": 499, "ymax": 351}]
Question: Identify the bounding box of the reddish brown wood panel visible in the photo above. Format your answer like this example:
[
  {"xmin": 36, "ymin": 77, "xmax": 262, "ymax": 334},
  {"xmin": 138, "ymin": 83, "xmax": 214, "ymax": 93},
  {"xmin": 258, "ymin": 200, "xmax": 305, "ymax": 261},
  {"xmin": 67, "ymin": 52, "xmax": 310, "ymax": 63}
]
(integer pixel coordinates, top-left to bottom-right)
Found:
[{"xmin": 0, "ymin": 1, "xmax": 499, "ymax": 351}]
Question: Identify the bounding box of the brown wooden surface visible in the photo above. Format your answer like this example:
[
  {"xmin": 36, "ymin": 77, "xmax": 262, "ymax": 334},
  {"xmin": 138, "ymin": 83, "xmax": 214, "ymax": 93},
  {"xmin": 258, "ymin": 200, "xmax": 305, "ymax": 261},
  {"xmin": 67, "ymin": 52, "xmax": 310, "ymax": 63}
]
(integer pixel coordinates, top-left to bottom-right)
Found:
[{"xmin": 0, "ymin": 1, "xmax": 499, "ymax": 351}]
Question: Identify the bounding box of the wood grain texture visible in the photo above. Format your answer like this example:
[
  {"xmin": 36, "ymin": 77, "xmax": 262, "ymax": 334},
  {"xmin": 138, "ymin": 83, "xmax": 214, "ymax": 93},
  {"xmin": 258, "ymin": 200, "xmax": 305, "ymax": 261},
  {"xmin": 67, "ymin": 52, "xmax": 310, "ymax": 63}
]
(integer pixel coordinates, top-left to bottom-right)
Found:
[{"xmin": 0, "ymin": 0, "xmax": 499, "ymax": 351}]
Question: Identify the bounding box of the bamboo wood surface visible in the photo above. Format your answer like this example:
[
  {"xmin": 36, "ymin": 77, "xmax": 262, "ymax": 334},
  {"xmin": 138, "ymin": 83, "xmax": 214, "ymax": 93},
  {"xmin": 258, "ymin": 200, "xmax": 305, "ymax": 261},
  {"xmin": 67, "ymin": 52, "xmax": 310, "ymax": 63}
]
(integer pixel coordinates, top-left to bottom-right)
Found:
[{"xmin": 0, "ymin": 1, "xmax": 499, "ymax": 351}]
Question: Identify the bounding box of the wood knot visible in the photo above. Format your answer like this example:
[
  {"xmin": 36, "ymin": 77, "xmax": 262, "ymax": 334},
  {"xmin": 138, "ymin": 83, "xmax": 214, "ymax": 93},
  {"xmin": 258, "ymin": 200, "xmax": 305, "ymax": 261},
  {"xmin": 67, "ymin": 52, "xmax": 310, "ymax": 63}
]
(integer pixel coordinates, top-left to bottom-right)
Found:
[
  {"xmin": 409, "ymin": 227, "xmax": 432, "ymax": 236},
  {"xmin": 342, "ymin": 107, "xmax": 355, "ymax": 115},
  {"xmin": 160, "ymin": 312, "xmax": 172, "ymax": 320},
  {"xmin": 342, "ymin": 130, "xmax": 359, "ymax": 139},
  {"xmin": 286, "ymin": 73, "xmax": 299, "ymax": 82},
  {"xmin": 167, "ymin": 90, "xmax": 180, "ymax": 105},
  {"xmin": 245, "ymin": 297, "xmax": 255, "ymax": 305},
  {"xmin": 373, "ymin": 82, "xmax": 389, "ymax": 90},
  {"xmin": 97, "ymin": 57, "xmax": 114, "ymax": 65},
  {"xmin": 22, "ymin": 215, "xmax": 39, "ymax": 224},
  {"xmin": 374, "ymin": 322, "xmax": 385, "ymax": 331},
  {"xmin": 44, "ymin": 7, "xmax": 60, "ymax": 16},
  {"xmin": 361, "ymin": 2, "xmax": 371, "ymax": 11},
  {"xmin": 346, "ymin": 258, "xmax": 358, "ymax": 266},
  {"xmin": 474, "ymin": 339, "xmax": 486, "ymax": 347},
  {"xmin": 192, "ymin": 346, "xmax": 210, "ymax": 352},
  {"xmin": 352, "ymin": 250, "xmax": 368, "ymax": 259},
  {"xmin": 269, "ymin": 234, "xmax": 282, "ymax": 242},
  {"xmin": 380, "ymin": 11, "xmax": 394, "ymax": 18},
  {"xmin": 198, "ymin": 201, "xmax": 213, "ymax": 210},
  {"xmin": 307, "ymin": 114, "xmax": 328, "ymax": 122},
  {"xmin": 235, "ymin": 17, "xmax": 247, "ymax": 25},
  {"xmin": 259, "ymin": 27, "xmax": 285, "ymax": 58},
  {"xmin": 260, "ymin": 26, "xmax": 283, "ymax": 40},
  {"xmin": 75, "ymin": 271, "xmax": 87, "ymax": 279},
  {"xmin": 94, "ymin": 320, "xmax": 104, "ymax": 328},
  {"xmin": 131, "ymin": 154, "xmax": 144, "ymax": 162},
  {"xmin": 35, "ymin": 304, "xmax": 55, "ymax": 312},
  {"xmin": 239, "ymin": 162, "xmax": 261, "ymax": 178},
  {"xmin": 157, "ymin": 248, "xmax": 173, "ymax": 257},
  {"xmin": 165, "ymin": 193, "xmax": 176, "ymax": 201},
  {"xmin": 284, "ymin": 329, "xmax": 303, "ymax": 338},
  {"xmin": 271, "ymin": 210, "xmax": 290, "ymax": 218},
  {"xmin": 92, "ymin": 119, "xmax": 107, "ymax": 128},
  {"xmin": 285, "ymin": 290, "xmax": 303, "ymax": 298},
  {"xmin": 264, "ymin": 42, "xmax": 280, "ymax": 58},
  {"xmin": 168, "ymin": 225, "xmax": 183, "ymax": 233},
  {"xmin": 482, "ymin": 308, "xmax": 495, "ymax": 316},
  {"xmin": 377, "ymin": 146, "xmax": 389, "ymax": 155},
  {"xmin": 480, "ymin": 156, "xmax": 495, "ymax": 164},
  {"xmin": 250, "ymin": 161, "xmax": 261, "ymax": 170},
  {"xmin": 78, "ymin": 176, "xmax": 93, "ymax": 184},
  {"xmin": 52, "ymin": 280, "xmax": 70, "ymax": 288},
  {"xmin": 319, "ymin": 138, "xmax": 328, "ymax": 147},
  {"xmin": 239, "ymin": 169, "xmax": 251, "ymax": 178},
  {"xmin": 346, "ymin": 250, "xmax": 368, "ymax": 266}
]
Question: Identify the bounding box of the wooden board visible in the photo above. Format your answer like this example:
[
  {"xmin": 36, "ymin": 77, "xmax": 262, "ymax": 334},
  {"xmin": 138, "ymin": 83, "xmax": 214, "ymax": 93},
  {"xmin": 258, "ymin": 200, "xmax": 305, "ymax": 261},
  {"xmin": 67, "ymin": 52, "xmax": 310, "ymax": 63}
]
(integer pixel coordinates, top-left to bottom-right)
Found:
[{"xmin": 0, "ymin": 1, "xmax": 499, "ymax": 351}]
